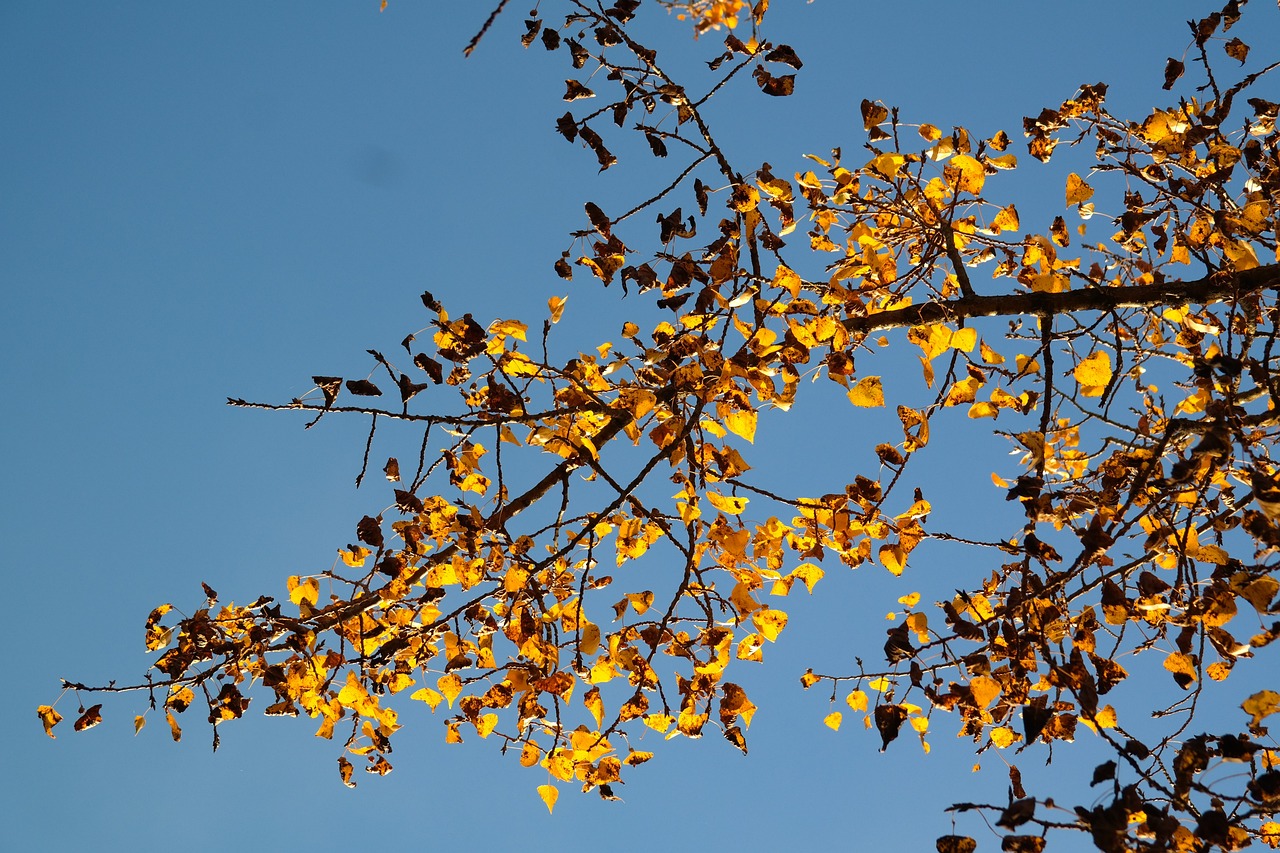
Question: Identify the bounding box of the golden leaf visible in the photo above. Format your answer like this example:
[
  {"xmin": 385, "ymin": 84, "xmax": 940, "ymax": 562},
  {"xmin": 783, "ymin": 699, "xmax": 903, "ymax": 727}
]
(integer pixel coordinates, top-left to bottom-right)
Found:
[
  {"xmin": 437, "ymin": 673, "xmax": 463, "ymax": 708},
  {"xmin": 537, "ymin": 784, "xmax": 559, "ymax": 815},
  {"xmin": 846, "ymin": 689, "xmax": 868, "ymax": 712},
  {"xmin": 879, "ymin": 543, "xmax": 906, "ymax": 576},
  {"xmin": 644, "ymin": 713, "xmax": 675, "ymax": 733},
  {"xmin": 1245, "ymin": 690, "xmax": 1280, "ymax": 730},
  {"xmin": 37, "ymin": 705, "xmax": 63, "ymax": 739},
  {"xmin": 338, "ymin": 756, "xmax": 356, "ymax": 788},
  {"xmin": 1163, "ymin": 652, "xmax": 1198, "ymax": 686},
  {"xmin": 970, "ymin": 675, "xmax": 1000, "ymax": 708},
  {"xmin": 989, "ymin": 204, "xmax": 1019, "ymax": 235},
  {"xmin": 166, "ymin": 710, "xmax": 182, "ymax": 742},
  {"xmin": 1073, "ymin": 351, "xmax": 1112, "ymax": 396},
  {"xmin": 752, "ymin": 607, "xmax": 789, "ymax": 641},
  {"xmin": 824, "ymin": 711, "xmax": 843, "ymax": 730},
  {"xmin": 475, "ymin": 713, "xmax": 499, "ymax": 738},
  {"xmin": 989, "ymin": 726, "xmax": 1018, "ymax": 748},
  {"xmin": 944, "ymin": 154, "xmax": 985, "ymax": 195},
  {"xmin": 773, "ymin": 263, "xmax": 802, "ymax": 298},
  {"xmin": 625, "ymin": 750, "xmax": 654, "ymax": 766},
  {"xmin": 584, "ymin": 686, "xmax": 605, "ymax": 730},
  {"xmin": 848, "ymin": 376, "xmax": 885, "ymax": 408},
  {"xmin": 410, "ymin": 687, "xmax": 443, "ymax": 711},
  {"xmin": 706, "ymin": 491, "xmax": 749, "ymax": 515},
  {"xmin": 1065, "ymin": 172, "xmax": 1094, "ymax": 206},
  {"xmin": 340, "ymin": 545, "xmax": 371, "ymax": 567},
  {"xmin": 723, "ymin": 408, "xmax": 757, "ymax": 443},
  {"xmin": 134, "ymin": 715, "xmax": 146, "ymax": 736}
]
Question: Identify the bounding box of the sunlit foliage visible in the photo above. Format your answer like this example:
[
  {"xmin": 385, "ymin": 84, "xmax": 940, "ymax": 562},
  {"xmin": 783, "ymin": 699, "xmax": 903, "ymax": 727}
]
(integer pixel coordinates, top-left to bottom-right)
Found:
[{"xmin": 43, "ymin": 1, "xmax": 1280, "ymax": 848}]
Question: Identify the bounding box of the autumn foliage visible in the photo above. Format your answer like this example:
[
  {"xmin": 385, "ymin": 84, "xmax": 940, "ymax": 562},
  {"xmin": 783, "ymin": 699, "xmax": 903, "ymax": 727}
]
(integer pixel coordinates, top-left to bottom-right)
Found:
[{"xmin": 42, "ymin": 1, "xmax": 1280, "ymax": 849}]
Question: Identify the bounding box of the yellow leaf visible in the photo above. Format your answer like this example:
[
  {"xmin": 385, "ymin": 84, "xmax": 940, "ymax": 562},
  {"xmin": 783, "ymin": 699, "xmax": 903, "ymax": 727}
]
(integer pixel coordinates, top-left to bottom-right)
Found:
[
  {"xmin": 644, "ymin": 713, "xmax": 675, "ymax": 733},
  {"xmin": 990, "ymin": 726, "xmax": 1018, "ymax": 748},
  {"xmin": 706, "ymin": 491, "xmax": 749, "ymax": 515},
  {"xmin": 37, "ymin": 705, "xmax": 63, "ymax": 739},
  {"xmin": 134, "ymin": 715, "xmax": 146, "ymax": 736},
  {"xmin": 752, "ymin": 607, "xmax": 789, "ymax": 641},
  {"xmin": 340, "ymin": 546, "xmax": 371, "ymax": 567},
  {"xmin": 1224, "ymin": 239, "xmax": 1260, "ymax": 271},
  {"xmin": 489, "ymin": 318, "xmax": 528, "ymax": 341},
  {"xmin": 537, "ymin": 784, "xmax": 559, "ymax": 815},
  {"xmin": 898, "ymin": 592, "xmax": 920, "ymax": 607},
  {"xmin": 824, "ymin": 711, "xmax": 843, "ymax": 731},
  {"xmin": 869, "ymin": 152, "xmax": 906, "ymax": 179},
  {"xmin": 773, "ymin": 264, "xmax": 802, "ymax": 298},
  {"xmin": 848, "ymin": 376, "xmax": 885, "ymax": 408},
  {"xmin": 475, "ymin": 713, "xmax": 499, "ymax": 738},
  {"xmin": 547, "ymin": 296, "xmax": 568, "ymax": 323},
  {"xmin": 520, "ymin": 741, "xmax": 542, "ymax": 767},
  {"xmin": 437, "ymin": 673, "xmax": 463, "ymax": 708},
  {"xmin": 846, "ymin": 690, "xmax": 868, "ymax": 712},
  {"xmin": 950, "ymin": 328, "xmax": 977, "ymax": 352},
  {"xmin": 908, "ymin": 324, "xmax": 952, "ymax": 360},
  {"xmin": 287, "ymin": 576, "xmax": 320, "ymax": 607},
  {"xmin": 918, "ymin": 123, "xmax": 942, "ymax": 141},
  {"xmin": 1163, "ymin": 652, "xmax": 1198, "ymax": 685},
  {"xmin": 989, "ymin": 204, "xmax": 1019, "ymax": 235},
  {"xmin": 724, "ymin": 409, "xmax": 757, "ymax": 443},
  {"xmin": 879, "ymin": 543, "xmax": 906, "ymax": 575},
  {"xmin": 944, "ymin": 154, "xmax": 985, "ymax": 195},
  {"xmin": 410, "ymin": 687, "xmax": 443, "ymax": 711},
  {"xmin": 1074, "ymin": 351, "xmax": 1113, "ymax": 396},
  {"xmin": 867, "ymin": 677, "xmax": 892, "ymax": 692},
  {"xmin": 584, "ymin": 686, "xmax": 604, "ymax": 730},
  {"xmin": 789, "ymin": 563, "xmax": 825, "ymax": 593},
  {"xmin": 911, "ymin": 717, "xmax": 929, "ymax": 734},
  {"xmin": 979, "ymin": 339, "xmax": 1005, "ymax": 364},
  {"xmin": 624, "ymin": 750, "xmax": 654, "ymax": 766},
  {"xmin": 1244, "ymin": 690, "xmax": 1280, "ymax": 730},
  {"xmin": 1065, "ymin": 172, "xmax": 1094, "ymax": 206},
  {"xmin": 970, "ymin": 675, "xmax": 1001, "ymax": 708}
]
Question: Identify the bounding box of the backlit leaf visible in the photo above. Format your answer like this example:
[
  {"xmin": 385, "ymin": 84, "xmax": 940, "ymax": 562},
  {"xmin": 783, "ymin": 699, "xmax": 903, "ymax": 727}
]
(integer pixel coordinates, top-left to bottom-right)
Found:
[
  {"xmin": 37, "ymin": 705, "xmax": 62, "ymax": 739},
  {"xmin": 848, "ymin": 376, "xmax": 885, "ymax": 408},
  {"xmin": 537, "ymin": 784, "xmax": 559, "ymax": 814},
  {"xmin": 1073, "ymin": 351, "xmax": 1112, "ymax": 396}
]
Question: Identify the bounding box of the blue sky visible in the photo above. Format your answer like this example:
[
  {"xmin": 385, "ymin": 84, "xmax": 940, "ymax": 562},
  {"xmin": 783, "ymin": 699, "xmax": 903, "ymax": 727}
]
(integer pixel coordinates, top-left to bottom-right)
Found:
[{"xmin": 4, "ymin": 2, "xmax": 1278, "ymax": 850}]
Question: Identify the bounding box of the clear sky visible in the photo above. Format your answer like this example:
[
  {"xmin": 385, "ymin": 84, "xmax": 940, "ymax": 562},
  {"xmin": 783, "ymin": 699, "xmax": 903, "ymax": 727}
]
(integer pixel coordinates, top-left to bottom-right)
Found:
[{"xmin": 4, "ymin": 2, "xmax": 1278, "ymax": 851}]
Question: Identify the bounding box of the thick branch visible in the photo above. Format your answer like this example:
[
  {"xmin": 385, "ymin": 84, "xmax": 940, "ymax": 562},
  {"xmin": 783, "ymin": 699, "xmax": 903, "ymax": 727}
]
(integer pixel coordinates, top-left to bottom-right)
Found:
[{"xmin": 840, "ymin": 264, "xmax": 1279, "ymax": 334}]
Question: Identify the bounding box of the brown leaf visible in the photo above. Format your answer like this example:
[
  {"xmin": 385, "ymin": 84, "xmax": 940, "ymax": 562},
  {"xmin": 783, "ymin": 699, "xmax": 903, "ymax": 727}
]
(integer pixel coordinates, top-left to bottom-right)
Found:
[
  {"xmin": 312, "ymin": 376, "xmax": 342, "ymax": 408},
  {"xmin": 520, "ymin": 19, "xmax": 540, "ymax": 48},
  {"xmin": 997, "ymin": 798, "xmax": 1036, "ymax": 829},
  {"xmin": 413, "ymin": 353, "xmax": 444, "ymax": 384},
  {"xmin": 861, "ymin": 98, "xmax": 889, "ymax": 131},
  {"xmin": 875, "ymin": 703, "xmax": 908, "ymax": 751},
  {"xmin": 1225, "ymin": 37, "xmax": 1250, "ymax": 63},
  {"xmin": 395, "ymin": 489, "xmax": 423, "ymax": 514},
  {"xmin": 936, "ymin": 838, "xmax": 977, "ymax": 853},
  {"xmin": 356, "ymin": 515, "xmax": 384, "ymax": 549},
  {"xmin": 398, "ymin": 373, "xmax": 428, "ymax": 404},
  {"xmin": 563, "ymin": 79, "xmax": 595, "ymax": 101},
  {"xmin": 383, "ymin": 457, "xmax": 401, "ymax": 481},
  {"xmin": 764, "ymin": 44, "xmax": 802, "ymax": 69},
  {"xmin": 345, "ymin": 379, "xmax": 382, "ymax": 397},
  {"xmin": 1162, "ymin": 57, "xmax": 1185, "ymax": 90},
  {"xmin": 74, "ymin": 704, "xmax": 103, "ymax": 732},
  {"xmin": 752, "ymin": 66, "xmax": 794, "ymax": 97},
  {"xmin": 585, "ymin": 202, "xmax": 611, "ymax": 236}
]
